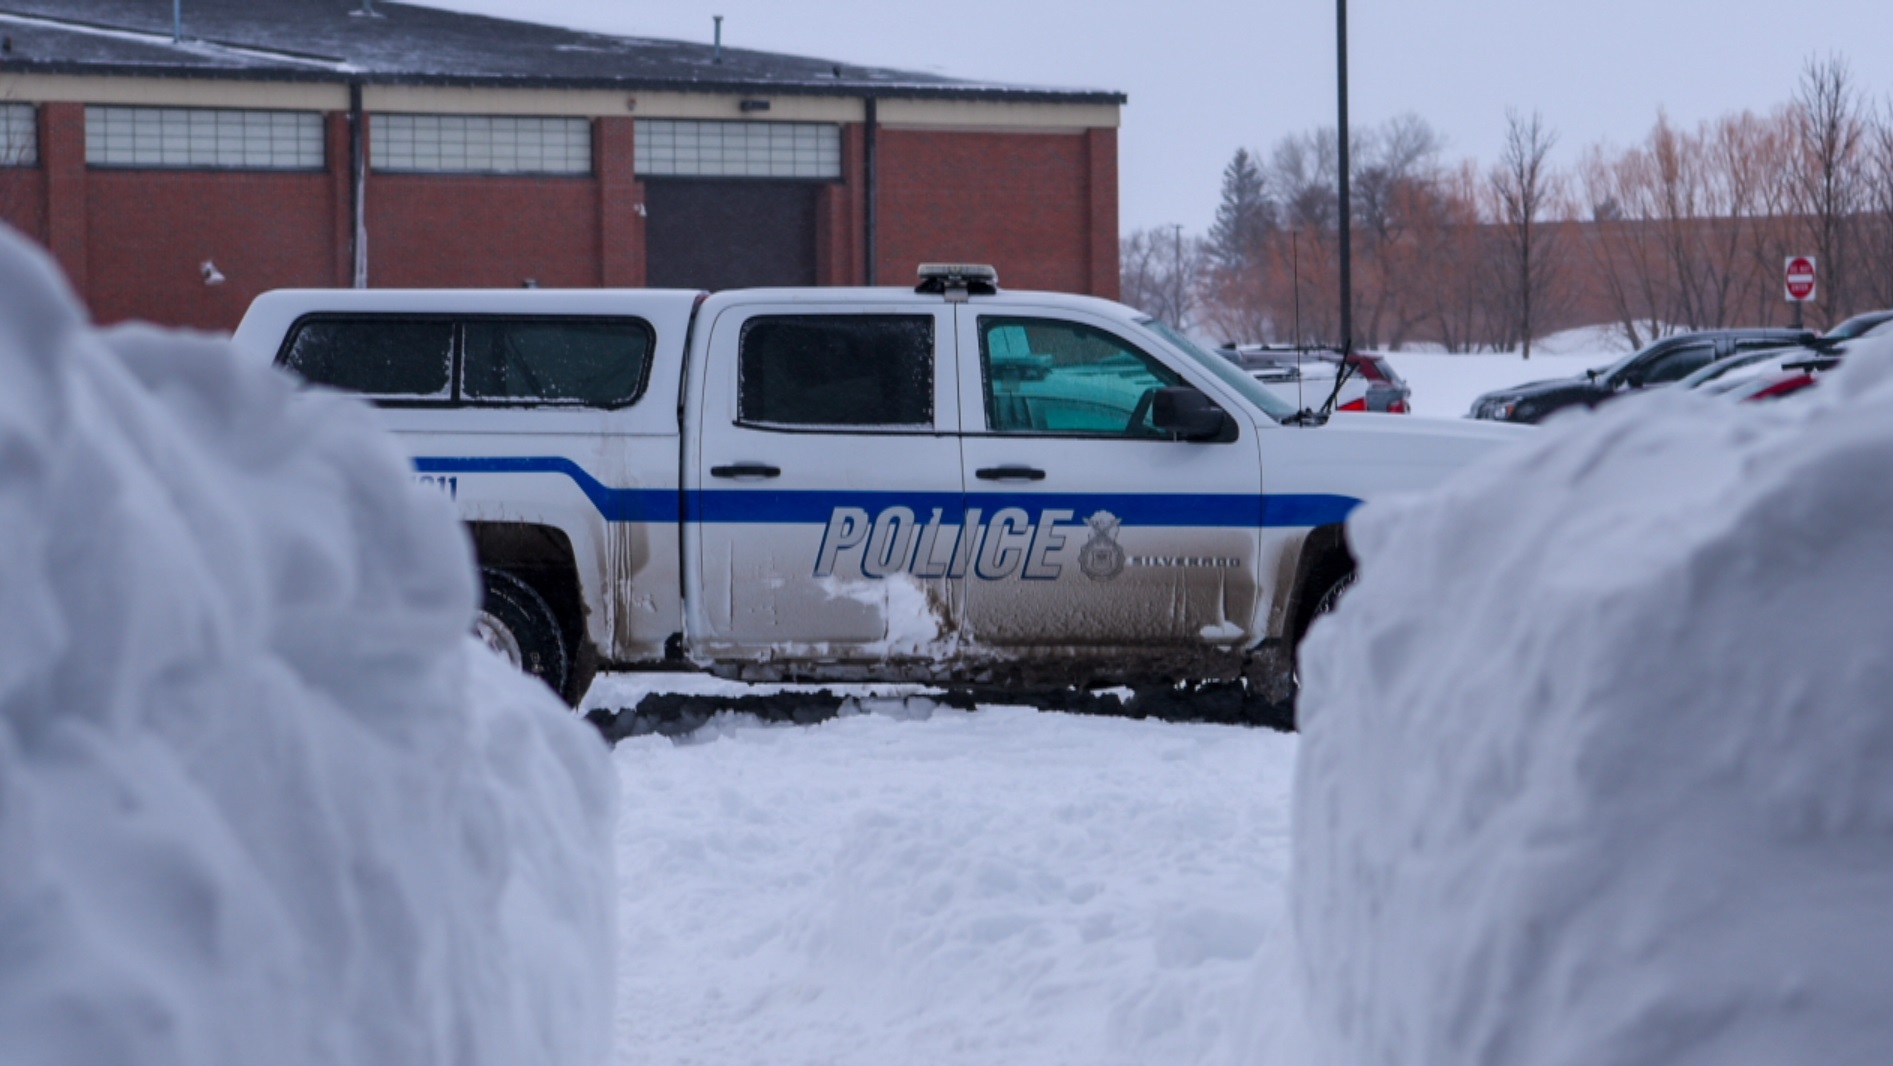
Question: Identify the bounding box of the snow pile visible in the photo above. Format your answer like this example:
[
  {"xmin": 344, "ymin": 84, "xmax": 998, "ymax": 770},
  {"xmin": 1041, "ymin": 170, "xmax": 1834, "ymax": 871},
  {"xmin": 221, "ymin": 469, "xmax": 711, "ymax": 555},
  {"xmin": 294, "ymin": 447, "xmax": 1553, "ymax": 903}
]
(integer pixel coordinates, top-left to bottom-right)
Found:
[
  {"xmin": 1293, "ymin": 352, "xmax": 1893, "ymax": 1063},
  {"xmin": 0, "ymin": 228, "xmax": 616, "ymax": 1066}
]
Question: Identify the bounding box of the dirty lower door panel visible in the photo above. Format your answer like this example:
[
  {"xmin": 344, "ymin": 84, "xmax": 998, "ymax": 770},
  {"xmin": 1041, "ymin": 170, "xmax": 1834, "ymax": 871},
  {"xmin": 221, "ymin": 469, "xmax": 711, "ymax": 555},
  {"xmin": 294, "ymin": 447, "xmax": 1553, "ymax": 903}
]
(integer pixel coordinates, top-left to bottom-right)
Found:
[
  {"xmin": 953, "ymin": 307, "xmax": 1266, "ymax": 654},
  {"xmin": 691, "ymin": 302, "xmax": 965, "ymax": 659}
]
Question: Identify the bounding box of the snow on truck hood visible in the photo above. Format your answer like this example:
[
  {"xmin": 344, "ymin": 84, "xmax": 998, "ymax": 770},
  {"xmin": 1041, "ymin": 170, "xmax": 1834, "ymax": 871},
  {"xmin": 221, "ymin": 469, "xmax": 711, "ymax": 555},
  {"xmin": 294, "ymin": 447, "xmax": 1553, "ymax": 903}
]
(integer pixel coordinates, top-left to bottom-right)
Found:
[
  {"xmin": 1292, "ymin": 354, "xmax": 1893, "ymax": 1063},
  {"xmin": 0, "ymin": 229, "xmax": 616, "ymax": 1066}
]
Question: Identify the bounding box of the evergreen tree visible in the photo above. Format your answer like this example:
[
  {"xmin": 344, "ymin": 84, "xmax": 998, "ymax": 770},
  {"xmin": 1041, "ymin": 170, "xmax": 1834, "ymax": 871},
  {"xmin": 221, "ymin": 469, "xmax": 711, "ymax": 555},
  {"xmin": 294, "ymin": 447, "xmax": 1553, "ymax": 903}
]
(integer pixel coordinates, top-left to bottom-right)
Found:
[{"xmin": 1208, "ymin": 149, "xmax": 1272, "ymax": 270}]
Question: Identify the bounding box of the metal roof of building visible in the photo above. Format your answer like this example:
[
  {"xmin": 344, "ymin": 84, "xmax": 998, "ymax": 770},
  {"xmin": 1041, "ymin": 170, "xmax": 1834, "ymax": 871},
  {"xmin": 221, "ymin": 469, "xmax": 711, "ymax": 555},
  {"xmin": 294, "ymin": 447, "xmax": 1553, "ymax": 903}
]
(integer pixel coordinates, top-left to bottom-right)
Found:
[{"xmin": 0, "ymin": 0, "xmax": 1126, "ymax": 104}]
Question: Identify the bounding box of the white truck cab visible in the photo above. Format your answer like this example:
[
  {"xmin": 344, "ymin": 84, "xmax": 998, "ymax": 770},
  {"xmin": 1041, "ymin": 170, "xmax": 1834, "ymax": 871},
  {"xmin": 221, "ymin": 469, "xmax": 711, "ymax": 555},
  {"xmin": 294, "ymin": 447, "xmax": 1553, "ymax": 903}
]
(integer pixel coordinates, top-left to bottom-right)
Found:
[{"xmin": 234, "ymin": 266, "xmax": 1524, "ymax": 724}]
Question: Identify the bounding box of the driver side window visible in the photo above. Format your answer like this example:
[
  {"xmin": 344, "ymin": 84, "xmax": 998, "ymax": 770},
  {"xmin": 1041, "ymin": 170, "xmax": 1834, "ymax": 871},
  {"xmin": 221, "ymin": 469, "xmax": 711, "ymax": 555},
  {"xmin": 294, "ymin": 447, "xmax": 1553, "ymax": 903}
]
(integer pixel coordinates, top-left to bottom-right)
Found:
[
  {"xmin": 978, "ymin": 316, "xmax": 1182, "ymax": 436},
  {"xmin": 1632, "ymin": 343, "xmax": 1715, "ymax": 387}
]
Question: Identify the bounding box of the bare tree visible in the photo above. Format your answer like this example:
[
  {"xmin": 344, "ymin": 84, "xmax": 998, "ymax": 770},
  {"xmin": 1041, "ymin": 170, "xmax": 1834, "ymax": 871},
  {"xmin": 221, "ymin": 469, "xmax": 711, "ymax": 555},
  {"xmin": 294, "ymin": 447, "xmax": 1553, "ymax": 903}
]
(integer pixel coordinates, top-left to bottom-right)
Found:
[
  {"xmin": 1270, "ymin": 128, "xmax": 1343, "ymax": 233},
  {"xmin": 1351, "ymin": 114, "xmax": 1445, "ymax": 348},
  {"xmin": 1417, "ymin": 161, "xmax": 1504, "ymax": 352},
  {"xmin": 1791, "ymin": 55, "xmax": 1866, "ymax": 326},
  {"xmin": 1119, "ymin": 226, "xmax": 1206, "ymax": 329},
  {"xmin": 1489, "ymin": 109, "xmax": 1563, "ymax": 357},
  {"xmin": 1858, "ymin": 101, "xmax": 1893, "ymax": 310},
  {"xmin": 1645, "ymin": 112, "xmax": 1764, "ymax": 330},
  {"xmin": 1713, "ymin": 108, "xmax": 1798, "ymax": 326}
]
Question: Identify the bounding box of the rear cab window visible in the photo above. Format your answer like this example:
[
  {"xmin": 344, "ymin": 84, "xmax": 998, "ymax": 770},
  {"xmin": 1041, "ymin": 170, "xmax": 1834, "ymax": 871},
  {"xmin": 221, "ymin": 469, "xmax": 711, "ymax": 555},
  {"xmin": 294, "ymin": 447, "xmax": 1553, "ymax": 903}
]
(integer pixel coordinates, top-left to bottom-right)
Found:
[
  {"xmin": 736, "ymin": 314, "xmax": 935, "ymax": 430},
  {"xmin": 278, "ymin": 314, "xmax": 654, "ymax": 409}
]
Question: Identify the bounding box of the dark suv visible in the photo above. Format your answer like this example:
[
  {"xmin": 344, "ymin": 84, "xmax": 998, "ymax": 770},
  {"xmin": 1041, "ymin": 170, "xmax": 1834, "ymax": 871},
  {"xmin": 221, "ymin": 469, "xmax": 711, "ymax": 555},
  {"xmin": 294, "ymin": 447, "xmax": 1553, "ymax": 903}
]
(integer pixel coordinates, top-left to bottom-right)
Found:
[{"xmin": 1469, "ymin": 328, "xmax": 1814, "ymax": 423}]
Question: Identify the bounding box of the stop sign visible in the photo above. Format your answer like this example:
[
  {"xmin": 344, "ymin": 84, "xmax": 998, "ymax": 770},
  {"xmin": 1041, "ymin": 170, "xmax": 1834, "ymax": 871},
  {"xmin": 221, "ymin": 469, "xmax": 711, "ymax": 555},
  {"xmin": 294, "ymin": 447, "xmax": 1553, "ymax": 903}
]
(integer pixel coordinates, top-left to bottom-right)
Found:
[{"xmin": 1785, "ymin": 256, "xmax": 1818, "ymax": 302}]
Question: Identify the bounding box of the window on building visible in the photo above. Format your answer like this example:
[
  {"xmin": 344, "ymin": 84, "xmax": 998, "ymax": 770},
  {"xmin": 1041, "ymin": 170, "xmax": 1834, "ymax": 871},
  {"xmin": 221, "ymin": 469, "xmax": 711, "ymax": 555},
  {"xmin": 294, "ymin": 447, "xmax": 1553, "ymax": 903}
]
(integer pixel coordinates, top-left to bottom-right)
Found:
[
  {"xmin": 1, "ymin": 104, "xmax": 37, "ymax": 167},
  {"xmin": 85, "ymin": 106, "xmax": 323, "ymax": 169},
  {"xmin": 277, "ymin": 315, "xmax": 653, "ymax": 409},
  {"xmin": 738, "ymin": 315, "xmax": 933, "ymax": 429},
  {"xmin": 636, "ymin": 120, "xmax": 840, "ymax": 179},
  {"xmin": 979, "ymin": 317, "xmax": 1183, "ymax": 436},
  {"xmin": 371, "ymin": 115, "xmax": 592, "ymax": 175}
]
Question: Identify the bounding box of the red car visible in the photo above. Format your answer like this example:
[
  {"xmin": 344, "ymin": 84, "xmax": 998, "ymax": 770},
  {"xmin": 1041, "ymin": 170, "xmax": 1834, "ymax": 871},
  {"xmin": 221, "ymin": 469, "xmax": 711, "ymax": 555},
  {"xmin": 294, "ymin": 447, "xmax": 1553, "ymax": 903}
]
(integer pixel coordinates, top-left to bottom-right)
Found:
[{"xmin": 1219, "ymin": 345, "xmax": 1412, "ymax": 414}]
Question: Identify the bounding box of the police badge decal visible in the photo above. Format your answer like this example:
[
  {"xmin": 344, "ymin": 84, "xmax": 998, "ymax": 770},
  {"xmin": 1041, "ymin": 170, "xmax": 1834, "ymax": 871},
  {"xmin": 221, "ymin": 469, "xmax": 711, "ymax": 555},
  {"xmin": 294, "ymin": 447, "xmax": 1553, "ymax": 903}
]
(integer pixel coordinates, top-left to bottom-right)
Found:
[{"xmin": 1078, "ymin": 510, "xmax": 1126, "ymax": 581}]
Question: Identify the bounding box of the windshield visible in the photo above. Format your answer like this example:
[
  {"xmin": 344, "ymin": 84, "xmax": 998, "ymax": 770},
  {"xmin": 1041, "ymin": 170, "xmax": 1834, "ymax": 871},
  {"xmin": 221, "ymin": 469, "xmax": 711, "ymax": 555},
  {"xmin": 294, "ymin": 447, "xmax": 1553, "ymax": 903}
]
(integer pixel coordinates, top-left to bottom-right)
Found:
[
  {"xmin": 1594, "ymin": 342, "xmax": 1656, "ymax": 383},
  {"xmin": 1678, "ymin": 349, "xmax": 1777, "ymax": 389},
  {"xmin": 1823, "ymin": 312, "xmax": 1893, "ymax": 341},
  {"xmin": 1135, "ymin": 317, "xmax": 1299, "ymax": 421}
]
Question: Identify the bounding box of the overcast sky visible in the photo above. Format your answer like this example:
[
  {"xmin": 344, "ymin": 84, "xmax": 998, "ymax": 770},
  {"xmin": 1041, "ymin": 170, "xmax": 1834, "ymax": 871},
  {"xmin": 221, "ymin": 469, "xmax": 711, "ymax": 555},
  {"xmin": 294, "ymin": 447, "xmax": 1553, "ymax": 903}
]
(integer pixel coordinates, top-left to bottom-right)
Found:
[{"xmin": 414, "ymin": 0, "xmax": 1892, "ymax": 237}]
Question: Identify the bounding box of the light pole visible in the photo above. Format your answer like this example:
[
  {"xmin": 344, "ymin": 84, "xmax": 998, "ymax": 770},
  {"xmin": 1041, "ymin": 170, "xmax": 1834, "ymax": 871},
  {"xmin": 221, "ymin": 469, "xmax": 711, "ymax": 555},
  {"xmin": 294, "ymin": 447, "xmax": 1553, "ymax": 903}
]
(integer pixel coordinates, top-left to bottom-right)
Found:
[{"xmin": 1336, "ymin": 0, "xmax": 1352, "ymax": 356}]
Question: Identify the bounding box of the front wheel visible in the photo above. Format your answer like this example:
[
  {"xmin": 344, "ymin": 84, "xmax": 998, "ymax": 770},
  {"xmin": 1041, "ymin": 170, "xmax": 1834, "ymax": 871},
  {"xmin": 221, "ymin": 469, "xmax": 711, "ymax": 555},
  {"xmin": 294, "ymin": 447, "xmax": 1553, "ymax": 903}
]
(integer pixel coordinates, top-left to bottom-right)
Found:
[
  {"xmin": 1308, "ymin": 569, "xmax": 1355, "ymax": 622},
  {"xmin": 1280, "ymin": 566, "xmax": 1356, "ymax": 729},
  {"xmin": 476, "ymin": 568, "xmax": 570, "ymax": 699}
]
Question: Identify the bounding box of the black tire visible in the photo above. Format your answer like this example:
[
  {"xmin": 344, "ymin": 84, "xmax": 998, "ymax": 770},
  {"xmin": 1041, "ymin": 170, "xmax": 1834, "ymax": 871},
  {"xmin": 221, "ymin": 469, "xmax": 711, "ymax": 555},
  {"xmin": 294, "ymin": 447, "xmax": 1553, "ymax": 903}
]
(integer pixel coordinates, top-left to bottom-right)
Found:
[
  {"xmin": 475, "ymin": 568, "xmax": 570, "ymax": 699},
  {"xmin": 1308, "ymin": 568, "xmax": 1355, "ymax": 622},
  {"xmin": 1284, "ymin": 566, "xmax": 1356, "ymax": 730}
]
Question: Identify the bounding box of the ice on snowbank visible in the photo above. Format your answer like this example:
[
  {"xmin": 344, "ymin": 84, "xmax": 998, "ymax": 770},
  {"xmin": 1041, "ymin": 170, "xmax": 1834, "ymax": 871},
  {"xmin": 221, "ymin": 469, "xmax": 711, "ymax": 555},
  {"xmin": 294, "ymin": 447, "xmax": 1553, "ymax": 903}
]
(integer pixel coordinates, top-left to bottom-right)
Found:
[
  {"xmin": 0, "ymin": 227, "xmax": 616, "ymax": 1066},
  {"xmin": 1293, "ymin": 346, "xmax": 1893, "ymax": 1064}
]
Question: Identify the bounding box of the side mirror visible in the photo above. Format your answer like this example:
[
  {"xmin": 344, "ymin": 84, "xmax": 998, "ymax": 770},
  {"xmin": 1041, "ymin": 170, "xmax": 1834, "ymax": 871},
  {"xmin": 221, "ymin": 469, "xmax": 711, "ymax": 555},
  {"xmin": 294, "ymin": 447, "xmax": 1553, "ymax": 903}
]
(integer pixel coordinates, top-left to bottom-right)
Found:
[{"xmin": 1152, "ymin": 386, "xmax": 1230, "ymax": 441}]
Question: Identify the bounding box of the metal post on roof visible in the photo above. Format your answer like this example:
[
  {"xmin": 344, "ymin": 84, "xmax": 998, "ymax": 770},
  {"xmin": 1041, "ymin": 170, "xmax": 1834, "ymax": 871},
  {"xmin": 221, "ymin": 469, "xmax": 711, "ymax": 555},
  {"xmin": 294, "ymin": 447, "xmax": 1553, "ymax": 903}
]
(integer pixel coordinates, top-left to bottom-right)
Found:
[
  {"xmin": 173, "ymin": 0, "xmax": 181, "ymax": 43},
  {"xmin": 713, "ymin": 16, "xmax": 723, "ymax": 63},
  {"xmin": 865, "ymin": 97, "xmax": 878, "ymax": 286},
  {"xmin": 350, "ymin": 81, "xmax": 368, "ymax": 288}
]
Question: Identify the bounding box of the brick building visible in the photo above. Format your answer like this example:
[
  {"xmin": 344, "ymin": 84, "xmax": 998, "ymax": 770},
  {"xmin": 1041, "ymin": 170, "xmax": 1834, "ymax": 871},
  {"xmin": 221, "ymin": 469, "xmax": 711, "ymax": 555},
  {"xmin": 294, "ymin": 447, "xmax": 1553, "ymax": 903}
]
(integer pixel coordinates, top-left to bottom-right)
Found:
[{"xmin": 0, "ymin": 0, "xmax": 1123, "ymax": 331}]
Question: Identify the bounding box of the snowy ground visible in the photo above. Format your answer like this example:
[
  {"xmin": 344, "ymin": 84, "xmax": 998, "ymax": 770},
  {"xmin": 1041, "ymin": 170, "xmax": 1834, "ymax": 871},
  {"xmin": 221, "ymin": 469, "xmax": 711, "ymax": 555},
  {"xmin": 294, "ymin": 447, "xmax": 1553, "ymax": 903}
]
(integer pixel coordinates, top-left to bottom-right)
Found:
[{"xmin": 586, "ymin": 675, "xmax": 1307, "ymax": 1066}]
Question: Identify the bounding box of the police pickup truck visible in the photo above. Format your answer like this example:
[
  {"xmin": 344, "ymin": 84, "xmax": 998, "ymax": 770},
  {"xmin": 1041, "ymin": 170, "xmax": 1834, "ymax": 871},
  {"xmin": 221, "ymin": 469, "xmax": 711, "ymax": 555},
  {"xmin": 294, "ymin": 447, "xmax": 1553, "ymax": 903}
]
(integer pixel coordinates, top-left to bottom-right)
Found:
[{"xmin": 235, "ymin": 266, "xmax": 1522, "ymax": 723}]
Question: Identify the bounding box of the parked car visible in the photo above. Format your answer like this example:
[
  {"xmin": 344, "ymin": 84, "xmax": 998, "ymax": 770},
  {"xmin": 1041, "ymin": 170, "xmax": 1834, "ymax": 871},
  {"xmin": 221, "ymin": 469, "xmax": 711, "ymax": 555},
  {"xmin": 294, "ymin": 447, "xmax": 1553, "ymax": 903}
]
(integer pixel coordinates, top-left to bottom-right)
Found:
[
  {"xmin": 1468, "ymin": 328, "xmax": 1813, "ymax": 423},
  {"xmin": 1682, "ymin": 309, "xmax": 1892, "ymax": 396},
  {"xmin": 1679, "ymin": 347, "xmax": 1801, "ymax": 393},
  {"xmin": 1687, "ymin": 349, "xmax": 1833, "ymax": 398},
  {"xmin": 1814, "ymin": 309, "xmax": 1893, "ymax": 344},
  {"xmin": 1219, "ymin": 345, "xmax": 1412, "ymax": 414},
  {"xmin": 1718, "ymin": 353, "xmax": 1842, "ymax": 402}
]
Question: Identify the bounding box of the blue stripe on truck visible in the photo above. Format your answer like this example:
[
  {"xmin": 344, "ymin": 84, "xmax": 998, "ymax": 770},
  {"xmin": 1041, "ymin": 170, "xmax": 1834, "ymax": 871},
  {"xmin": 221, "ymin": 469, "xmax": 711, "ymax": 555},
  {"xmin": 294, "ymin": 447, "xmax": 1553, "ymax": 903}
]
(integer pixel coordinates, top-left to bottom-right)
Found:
[
  {"xmin": 414, "ymin": 456, "xmax": 681, "ymax": 522},
  {"xmin": 412, "ymin": 456, "xmax": 1362, "ymax": 529}
]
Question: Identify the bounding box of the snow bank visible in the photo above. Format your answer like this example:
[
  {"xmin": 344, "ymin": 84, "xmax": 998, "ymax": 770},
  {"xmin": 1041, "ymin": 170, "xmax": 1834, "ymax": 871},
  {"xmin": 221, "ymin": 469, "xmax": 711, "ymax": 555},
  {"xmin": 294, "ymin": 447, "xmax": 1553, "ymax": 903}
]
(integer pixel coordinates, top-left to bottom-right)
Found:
[
  {"xmin": 1294, "ymin": 351, "xmax": 1893, "ymax": 1063},
  {"xmin": 0, "ymin": 227, "xmax": 616, "ymax": 1066}
]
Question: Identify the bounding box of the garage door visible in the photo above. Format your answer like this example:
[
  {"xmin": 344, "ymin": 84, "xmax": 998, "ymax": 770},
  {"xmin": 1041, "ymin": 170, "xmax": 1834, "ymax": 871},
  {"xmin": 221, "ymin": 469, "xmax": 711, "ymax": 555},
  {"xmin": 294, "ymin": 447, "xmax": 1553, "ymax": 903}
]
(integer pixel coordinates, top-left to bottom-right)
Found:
[{"xmin": 643, "ymin": 179, "xmax": 820, "ymax": 291}]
